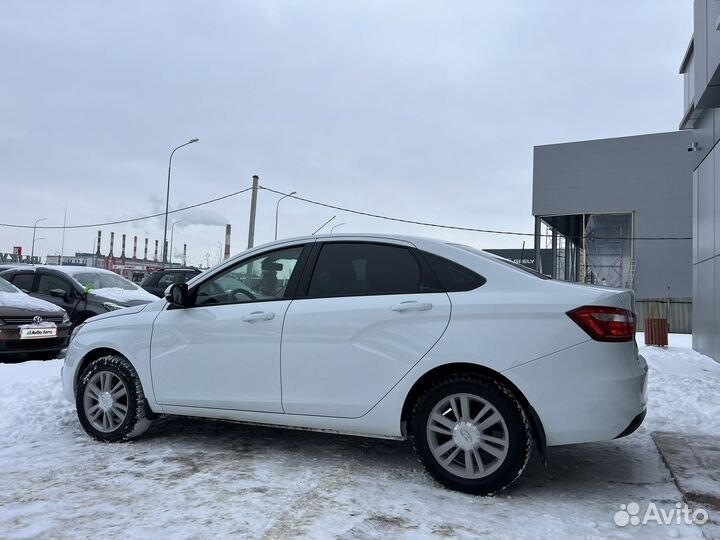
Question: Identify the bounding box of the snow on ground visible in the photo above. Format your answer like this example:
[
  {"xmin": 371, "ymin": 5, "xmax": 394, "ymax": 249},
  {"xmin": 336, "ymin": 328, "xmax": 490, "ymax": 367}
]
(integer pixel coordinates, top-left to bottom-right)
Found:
[{"xmin": 0, "ymin": 335, "xmax": 717, "ymax": 539}]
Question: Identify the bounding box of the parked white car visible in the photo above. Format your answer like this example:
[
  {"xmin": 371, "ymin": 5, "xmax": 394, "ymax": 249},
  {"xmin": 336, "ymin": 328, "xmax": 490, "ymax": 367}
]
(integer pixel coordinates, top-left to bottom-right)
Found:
[{"xmin": 62, "ymin": 234, "xmax": 647, "ymax": 494}]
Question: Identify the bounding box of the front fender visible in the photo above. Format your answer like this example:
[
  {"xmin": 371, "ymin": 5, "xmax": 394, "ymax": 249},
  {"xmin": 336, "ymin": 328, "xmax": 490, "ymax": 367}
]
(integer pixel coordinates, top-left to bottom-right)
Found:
[{"xmin": 63, "ymin": 308, "xmax": 162, "ymax": 412}]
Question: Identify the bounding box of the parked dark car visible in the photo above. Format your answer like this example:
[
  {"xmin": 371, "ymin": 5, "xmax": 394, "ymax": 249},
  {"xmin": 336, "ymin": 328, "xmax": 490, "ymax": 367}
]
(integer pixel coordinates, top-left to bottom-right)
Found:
[
  {"xmin": 141, "ymin": 267, "xmax": 202, "ymax": 297},
  {"xmin": 0, "ymin": 276, "xmax": 72, "ymax": 362},
  {"xmin": 0, "ymin": 266, "xmax": 157, "ymax": 327}
]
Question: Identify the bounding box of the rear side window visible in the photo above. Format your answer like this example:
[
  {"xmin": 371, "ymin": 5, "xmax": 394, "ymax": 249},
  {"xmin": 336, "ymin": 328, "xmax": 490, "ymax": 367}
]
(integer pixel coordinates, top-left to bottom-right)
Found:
[
  {"xmin": 11, "ymin": 273, "xmax": 35, "ymax": 291},
  {"xmin": 420, "ymin": 251, "xmax": 486, "ymax": 292},
  {"xmin": 308, "ymin": 243, "xmax": 439, "ymax": 298}
]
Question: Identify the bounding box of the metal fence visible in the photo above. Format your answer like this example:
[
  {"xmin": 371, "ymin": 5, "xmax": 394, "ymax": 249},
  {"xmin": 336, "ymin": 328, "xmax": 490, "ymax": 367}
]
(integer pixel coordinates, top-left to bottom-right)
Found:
[{"xmin": 635, "ymin": 298, "xmax": 692, "ymax": 334}]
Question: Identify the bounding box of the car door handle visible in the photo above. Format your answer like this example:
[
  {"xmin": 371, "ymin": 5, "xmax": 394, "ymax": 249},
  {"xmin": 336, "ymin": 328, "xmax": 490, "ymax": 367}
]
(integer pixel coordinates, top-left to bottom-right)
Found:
[
  {"xmin": 241, "ymin": 311, "xmax": 275, "ymax": 322},
  {"xmin": 391, "ymin": 301, "xmax": 433, "ymax": 312}
]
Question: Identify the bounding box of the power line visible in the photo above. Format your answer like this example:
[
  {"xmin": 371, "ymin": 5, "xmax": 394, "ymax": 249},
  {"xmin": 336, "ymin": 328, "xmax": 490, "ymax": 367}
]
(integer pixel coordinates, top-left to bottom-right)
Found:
[
  {"xmin": 259, "ymin": 186, "xmax": 692, "ymax": 241},
  {"xmin": 0, "ymin": 182, "xmax": 693, "ymax": 241},
  {"xmin": 0, "ymin": 187, "xmax": 253, "ymax": 230}
]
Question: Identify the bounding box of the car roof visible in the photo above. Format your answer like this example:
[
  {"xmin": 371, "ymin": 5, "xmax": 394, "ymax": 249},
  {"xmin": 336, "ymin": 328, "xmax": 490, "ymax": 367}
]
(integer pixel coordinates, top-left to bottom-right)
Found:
[
  {"xmin": 42, "ymin": 265, "xmax": 117, "ymax": 276},
  {"xmin": 0, "ymin": 264, "xmax": 37, "ymax": 271},
  {"xmin": 252, "ymin": 233, "xmax": 452, "ymax": 250}
]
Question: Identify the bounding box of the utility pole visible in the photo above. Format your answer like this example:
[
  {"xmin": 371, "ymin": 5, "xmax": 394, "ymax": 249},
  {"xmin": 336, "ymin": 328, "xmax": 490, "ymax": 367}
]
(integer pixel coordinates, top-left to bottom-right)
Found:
[
  {"xmin": 247, "ymin": 175, "xmax": 259, "ymax": 249},
  {"xmin": 60, "ymin": 204, "xmax": 67, "ymax": 266}
]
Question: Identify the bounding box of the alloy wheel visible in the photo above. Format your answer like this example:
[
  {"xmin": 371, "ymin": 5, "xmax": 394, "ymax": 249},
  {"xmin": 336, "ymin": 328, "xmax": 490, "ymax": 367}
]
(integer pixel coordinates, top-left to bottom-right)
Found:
[
  {"xmin": 426, "ymin": 392, "xmax": 510, "ymax": 479},
  {"xmin": 82, "ymin": 371, "xmax": 129, "ymax": 433}
]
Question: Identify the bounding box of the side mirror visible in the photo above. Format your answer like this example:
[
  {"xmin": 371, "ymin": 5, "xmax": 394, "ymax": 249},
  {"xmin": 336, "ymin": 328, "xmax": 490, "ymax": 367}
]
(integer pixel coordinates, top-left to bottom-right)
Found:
[
  {"xmin": 165, "ymin": 283, "xmax": 189, "ymax": 307},
  {"xmin": 49, "ymin": 288, "xmax": 68, "ymax": 299}
]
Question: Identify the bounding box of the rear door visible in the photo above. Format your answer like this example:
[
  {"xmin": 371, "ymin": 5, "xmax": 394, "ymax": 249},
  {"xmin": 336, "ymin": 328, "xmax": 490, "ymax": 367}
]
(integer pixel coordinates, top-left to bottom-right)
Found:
[{"xmin": 281, "ymin": 240, "xmax": 451, "ymax": 418}]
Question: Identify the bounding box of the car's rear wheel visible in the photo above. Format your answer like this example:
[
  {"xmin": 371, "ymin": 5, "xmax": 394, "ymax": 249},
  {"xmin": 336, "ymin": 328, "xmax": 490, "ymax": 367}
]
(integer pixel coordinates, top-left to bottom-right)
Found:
[
  {"xmin": 411, "ymin": 374, "xmax": 532, "ymax": 495},
  {"xmin": 76, "ymin": 354, "xmax": 151, "ymax": 442}
]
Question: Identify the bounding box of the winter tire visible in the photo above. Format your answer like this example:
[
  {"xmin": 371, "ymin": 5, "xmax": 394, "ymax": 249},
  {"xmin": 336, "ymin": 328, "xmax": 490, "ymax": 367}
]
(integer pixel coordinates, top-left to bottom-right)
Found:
[
  {"xmin": 76, "ymin": 354, "xmax": 151, "ymax": 442},
  {"xmin": 411, "ymin": 374, "xmax": 532, "ymax": 495}
]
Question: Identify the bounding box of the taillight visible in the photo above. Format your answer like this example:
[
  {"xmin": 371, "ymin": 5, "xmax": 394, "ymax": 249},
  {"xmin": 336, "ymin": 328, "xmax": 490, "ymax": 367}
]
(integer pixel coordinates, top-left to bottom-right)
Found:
[{"xmin": 567, "ymin": 306, "xmax": 636, "ymax": 342}]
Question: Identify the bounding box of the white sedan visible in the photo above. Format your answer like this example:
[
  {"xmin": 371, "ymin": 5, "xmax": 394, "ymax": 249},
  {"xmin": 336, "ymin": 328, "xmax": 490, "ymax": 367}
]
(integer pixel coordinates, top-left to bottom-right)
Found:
[{"xmin": 62, "ymin": 234, "xmax": 647, "ymax": 494}]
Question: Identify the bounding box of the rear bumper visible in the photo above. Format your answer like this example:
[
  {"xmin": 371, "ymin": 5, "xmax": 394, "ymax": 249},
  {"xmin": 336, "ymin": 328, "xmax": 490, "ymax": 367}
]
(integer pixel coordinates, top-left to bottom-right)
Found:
[
  {"xmin": 614, "ymin": 408, "xmax": 647, "ymax": 439},
  {"xmin": 504, "ymin": 341, "xmax": 648, "ymax": 446}
]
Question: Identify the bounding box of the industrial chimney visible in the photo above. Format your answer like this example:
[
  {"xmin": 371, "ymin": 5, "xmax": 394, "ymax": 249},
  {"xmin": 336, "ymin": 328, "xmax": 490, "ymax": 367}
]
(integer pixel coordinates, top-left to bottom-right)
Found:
[
  {"xmin": 183, "ymin": 243, "xmax": 187, "ymax": 266},
  {"xmin": 154, "ymin": 240, "xmax": 159, "ymax": 262},
  {"xmin": 109, "ymin": 232, "xmax": 115, "ymax": 258},
  {"xmin": 143, "ymin": 238, "xmax": 149, "ymax": 261},
  {"xmin": 95, "ymin": 230, "xmax": 102, "ymax": 258},
  {"xmin": 224, "ymin": 224, "xmax": 231, "ymax": 260},
  {"xmin": 121, "ymin": 234, "xmax": 126, "ymax": 262},
  {"xmin": 132, "ymin": 236, "xmax": 138, "ymax": 260}
]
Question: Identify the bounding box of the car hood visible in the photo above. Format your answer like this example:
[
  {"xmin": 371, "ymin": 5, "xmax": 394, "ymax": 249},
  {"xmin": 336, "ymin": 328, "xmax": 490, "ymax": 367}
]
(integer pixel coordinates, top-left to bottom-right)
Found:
[
  {"xmin": 85, "ymin": 303, "xmax": 150, "ymax": 323},
  {"xmin": 0, "ymin": 292, "xmax": 66, "ymax": 316},
  {"xmin": 87, "ymin": 287, "xmax": 157, "ymax": 306}
]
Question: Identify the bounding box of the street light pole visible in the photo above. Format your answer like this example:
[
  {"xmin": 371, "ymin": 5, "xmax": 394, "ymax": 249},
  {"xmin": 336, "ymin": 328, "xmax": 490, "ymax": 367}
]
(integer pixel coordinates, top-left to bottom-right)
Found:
[
  {"xmin": 169, "ymin": 220, "xmax": 184, "ymax": 267},
  {"xmin": 274, "ymin": 191, "xmax": 297, "ymax": 240},
  {"xmin": 330, "ymin": 223, "xmax": 346, "ymax": 234},
  {"xmin": 31, "ymin": 218, "xmax": 46, "ymax": 261},
  {"xmin": 162, "ymin": 138, "xmax": 199, "ymax": 268}
]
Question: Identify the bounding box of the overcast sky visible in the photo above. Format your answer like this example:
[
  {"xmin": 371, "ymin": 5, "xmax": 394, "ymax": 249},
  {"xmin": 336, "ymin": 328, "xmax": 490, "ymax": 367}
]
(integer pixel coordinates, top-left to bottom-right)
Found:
[{"xmin": 0, "ymin": 1, "xmax": 692, "ymax": 266}]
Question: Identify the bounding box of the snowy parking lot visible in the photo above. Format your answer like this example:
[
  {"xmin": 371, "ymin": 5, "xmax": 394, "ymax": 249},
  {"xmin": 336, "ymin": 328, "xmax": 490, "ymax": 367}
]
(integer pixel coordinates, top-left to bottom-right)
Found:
[{"xmin": 1, "ymin": 334, "xmax": 718, "ymax": 539}]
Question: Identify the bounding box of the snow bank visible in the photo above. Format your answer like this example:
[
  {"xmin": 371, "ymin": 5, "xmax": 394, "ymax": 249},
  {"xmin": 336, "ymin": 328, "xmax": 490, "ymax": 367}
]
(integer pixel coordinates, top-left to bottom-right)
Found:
[
  {"xmin": 638, "ymin": 333, "xmax": 720, "ymax": 437},
  {"xmin": 0, "ymin": 359, "xmax": 62, "ymax": 390}
]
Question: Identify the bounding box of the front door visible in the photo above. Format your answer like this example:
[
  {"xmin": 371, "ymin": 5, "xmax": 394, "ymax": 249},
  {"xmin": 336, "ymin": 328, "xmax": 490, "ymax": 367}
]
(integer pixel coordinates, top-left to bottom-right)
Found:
[
  {"xmin": 34, "ymin": 272, "xmax": 79, "ymax": 314},
  {"xmin": 150, "ymin": 244, "xmax": 307, "ymax": 412},
  {"xmin": 281, "ymin": 241, "xmax": 451, "ymax": 418}
]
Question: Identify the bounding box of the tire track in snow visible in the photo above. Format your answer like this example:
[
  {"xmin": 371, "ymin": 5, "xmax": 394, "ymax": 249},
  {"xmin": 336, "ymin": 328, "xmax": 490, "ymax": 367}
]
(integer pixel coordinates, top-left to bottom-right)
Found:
[{"xmin": 259, "ymin": 461, "xmax": 356, "ymax": 540}]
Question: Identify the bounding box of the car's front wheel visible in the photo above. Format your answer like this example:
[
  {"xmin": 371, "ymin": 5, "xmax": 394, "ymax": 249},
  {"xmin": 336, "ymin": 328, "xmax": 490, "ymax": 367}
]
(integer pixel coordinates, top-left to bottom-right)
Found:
[
  {"xmin": 76, "ymin": 354, "xmax": 151, "ymax": 442},
  {"xmin": 411, "ymin": 374, "xmax": 532, "ymax": 495}
]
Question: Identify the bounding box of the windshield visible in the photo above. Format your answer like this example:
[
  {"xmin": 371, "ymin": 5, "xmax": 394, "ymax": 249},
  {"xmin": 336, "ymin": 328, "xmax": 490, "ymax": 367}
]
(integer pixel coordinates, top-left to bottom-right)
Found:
[
  {"xmin": 451, "ymin": 244, "xmax": 550, "ymax": 280},
  {"xmin": 72, "ymin": 271, "xmax": 139, "ymax": 291},
  {"xmin": 0, "ymin": 276, "xmax": 20, "ymax": 293}
]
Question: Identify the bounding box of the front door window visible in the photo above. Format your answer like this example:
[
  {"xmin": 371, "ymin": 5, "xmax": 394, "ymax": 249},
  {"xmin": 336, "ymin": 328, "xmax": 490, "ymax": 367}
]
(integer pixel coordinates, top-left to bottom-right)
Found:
[{"xmin": 195, "ymin": 246, "xmax": 303, "ymax": 306}]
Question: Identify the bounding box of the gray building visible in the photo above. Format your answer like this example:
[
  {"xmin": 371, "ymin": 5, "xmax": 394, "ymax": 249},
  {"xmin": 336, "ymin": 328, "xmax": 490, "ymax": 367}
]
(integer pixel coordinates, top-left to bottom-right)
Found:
[
  {"xmin": 532, "ymin": 2, "xmax": 719, "ymax": 356},
  {"xmin": 680, "ymin": 0, "xmax": 720, "ymax": 360},
  {"xmin": 533, "ymin": 132, "xmax": 694, "ymax": 310}
]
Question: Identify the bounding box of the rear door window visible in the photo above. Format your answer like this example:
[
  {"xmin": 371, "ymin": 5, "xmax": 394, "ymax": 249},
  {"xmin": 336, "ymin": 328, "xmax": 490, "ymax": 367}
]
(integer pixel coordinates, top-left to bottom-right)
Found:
[{"xmin": 307, "ymin": 242, "xmax": 440, "ymax": 298}]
